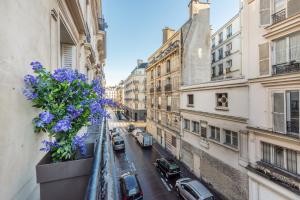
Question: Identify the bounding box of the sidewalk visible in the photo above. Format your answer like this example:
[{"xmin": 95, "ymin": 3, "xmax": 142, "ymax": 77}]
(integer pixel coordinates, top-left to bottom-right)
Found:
[{"xmin": 152, "ymin": 140, "xmax": 225, "ymax": 200}]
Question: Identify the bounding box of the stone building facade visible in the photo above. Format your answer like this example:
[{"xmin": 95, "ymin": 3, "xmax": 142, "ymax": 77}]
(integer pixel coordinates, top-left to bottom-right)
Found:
[
  {"xmin": 0, "ymin": 0, "xmax": 106, "ymax": 199},
  {"xmin": 124, "ymin": 60, "xmax": 147, "ymax": 121},
  {"xmin": 243, "ymin": 0, "xmax": 300, "ymax": 199},
  {"xmin": 105, "ymin": 86, "xmax": 117, "ymax": 101}
]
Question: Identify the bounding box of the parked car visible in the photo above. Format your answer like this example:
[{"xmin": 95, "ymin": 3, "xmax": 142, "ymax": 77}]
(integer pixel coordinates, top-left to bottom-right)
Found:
[
  {"xmin": 136, "ymin": 132, "xmax": 152, "ymax": 147},
  {"xmin": 112, "ymin": 136, "xmax": 125, "ymax": 151},
  {"xmin": 110, "ymin": 131, "xmax": 120, "ymax": 140},
  {"xmin": 120, "ymin": 172, "xmax": 143, "ymax": 200},
  {"xmin": 109, "ymin": 127, "xmax": 117, "ymax": 133},
  {"xmin": 155, "ymin": 158, "xmax": 180, "ymax": 178},
  {"xmin": 128, "ymin": 124, "xmax": 135, "ymax": 132},
  {"xmin": 175, "ymin": 178, "xmax": 214, "ymax": 200},
  {"xmin": 131, "ymin": 128, "xmax": 143, "ymax": 139}
]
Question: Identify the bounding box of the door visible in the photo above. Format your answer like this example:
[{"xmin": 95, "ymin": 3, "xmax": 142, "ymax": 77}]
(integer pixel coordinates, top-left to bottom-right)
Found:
[{"xmin": 135, "ymin": 113, "xmax": 138, "ymax": 121}]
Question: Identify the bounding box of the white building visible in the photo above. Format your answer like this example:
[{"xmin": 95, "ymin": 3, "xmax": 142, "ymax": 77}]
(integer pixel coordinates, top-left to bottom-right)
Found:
[
  {"xmin": 211, "ymin": 13, "xmax": 242, "ymax": 80},
  {"xmin": 180, "ymin": 2, "xmax": 249, "ymax": 200},
  {"xmin": 242, "ymin": 0, "xmax": 300, "ymax": 199},
  {"xmin": 105, "ymin": 86, "xmax": 117, "ymax": 101},
  {"xmin": 0, "ymin": 0, "xmax": 106, "ymax": 199},
  {"xmin": 124, "ymin": 60, "xmax": 147, "ymax": 121}
]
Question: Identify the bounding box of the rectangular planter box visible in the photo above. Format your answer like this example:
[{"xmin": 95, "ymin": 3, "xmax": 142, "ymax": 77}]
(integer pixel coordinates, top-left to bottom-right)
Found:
[{"xmin": 36, "ymin": 144, "xmax": 94, "ymax": 200}]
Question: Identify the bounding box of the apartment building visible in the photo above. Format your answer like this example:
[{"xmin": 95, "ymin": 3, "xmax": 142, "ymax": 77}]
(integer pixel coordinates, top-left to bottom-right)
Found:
[
  {"xmin": 124, "ymin": 60, "xmax": 147, "ymax": 121},
  {"xmin": 105, "ymin": 86, "xmax": 117, "ymax": 101},
  {"xmin": 180, "ymin": 2, "xmax": 250, "ymax": 200},
  {"xmin": 243, "ymin": 0, "xmax": 300, "ymax": 199},
  {"xmin": 116, "ymin": 80, "xmax": 125, "ymax": 106},
  {"xmin": 211, "ymin": 13, "xmax": 242, "ymax": 80},
  {"xmin": 0, "ymin": 0, "xmax": 106, "ymax": 199}
]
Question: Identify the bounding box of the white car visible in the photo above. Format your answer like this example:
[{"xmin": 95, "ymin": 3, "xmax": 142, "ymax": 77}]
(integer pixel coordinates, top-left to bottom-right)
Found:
[{"xmin": 131, "ymin": 128, "xmax": 143, "ymax": 139}]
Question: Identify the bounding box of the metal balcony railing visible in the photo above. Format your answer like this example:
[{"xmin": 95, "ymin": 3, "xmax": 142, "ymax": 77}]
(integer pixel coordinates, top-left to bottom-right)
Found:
[
  {"xmin": 272, "ymin": 9, "xmax": 286, "ymax": 24},
  {"xmin": 272, "ymin": 61, "xmax": 300, "ymax": 75},
  {"xmin": 164, "ymin": 84, "xmax": 172, "ymax": 92},
  {"xmin": 156, "ymin": 86, "xmax": 161, "ymax": 92},
  {"xmin": 167, "ymin": 106, "xmax": 171, "ymax": 111},
  {"xmin": 158, "ymin": 104, "xmax": 161, "ymax": 109},
  {"xmin": 98, "ymin": 17, "xmax": 107, "ymax": 31},
  {"xmin": 225, "ymin": 51, "xmax": 231, "ymax": 57},
  {"xmin": 150, "ymin": 88, "xmax": 154, "ymax": 93}
]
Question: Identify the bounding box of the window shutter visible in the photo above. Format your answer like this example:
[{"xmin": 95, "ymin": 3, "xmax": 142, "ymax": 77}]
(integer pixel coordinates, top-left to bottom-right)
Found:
[
  {"xmin": 287, "ymin": 0, "xmax": 300, "ymax": 18},
  {"xmin": 61, "ymin": 44, "xmax": 75, "ymax": 68},
  {"xmin": 273, "ymin": 92, "xmax": 285, "ymax": 133},
  {"xmin": 259, "ymin": 42, "xmax": 270, "ymax": 75},
  {"xmin": 260, "ymin": 0, "xmax": 271, "ymax": 26}
]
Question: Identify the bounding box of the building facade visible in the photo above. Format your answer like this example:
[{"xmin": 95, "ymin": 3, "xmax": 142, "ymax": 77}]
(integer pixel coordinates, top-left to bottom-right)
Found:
[
  {"xmin": 116, "ymin": 80, "xmax": 125, "ymax": 106},
  {"xmin": 105, "ymin": 86, "xmax": 117, "ymax": 101},
  {"xmin": 0, "ymin": 0, "xmax": 106, "ymax": 199},
  {"xmin": 243, "ymin": 0, "xmax": 300, "ymax": 199},
  {"xmin": 180, "ymin": 1, "xmax": 250, "ymax": 200},
  {"xmin": 124, "ymin": 60, "xmax": 147, "ymax": 121}
]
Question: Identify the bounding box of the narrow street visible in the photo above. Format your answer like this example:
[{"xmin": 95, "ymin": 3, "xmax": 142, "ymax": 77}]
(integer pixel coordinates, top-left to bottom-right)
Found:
[{"xmin": 108, "ymin": 112, "xmax": 178, "ymax": 200}]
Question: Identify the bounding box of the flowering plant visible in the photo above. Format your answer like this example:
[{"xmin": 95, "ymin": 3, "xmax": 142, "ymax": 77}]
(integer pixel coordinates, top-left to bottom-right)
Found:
[{"xmin": 23, "ymin": 62, "xmax": 116, "ymax": 162}]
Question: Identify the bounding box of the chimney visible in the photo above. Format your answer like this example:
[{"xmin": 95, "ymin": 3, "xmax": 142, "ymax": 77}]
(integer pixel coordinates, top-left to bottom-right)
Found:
[
  {"xmin": 188, "ymin": 0, "xmax": 210, "ymax": 19},
  {"xmin": 162, "ymin": 27, "xmax": 175, "ymax": 44}
]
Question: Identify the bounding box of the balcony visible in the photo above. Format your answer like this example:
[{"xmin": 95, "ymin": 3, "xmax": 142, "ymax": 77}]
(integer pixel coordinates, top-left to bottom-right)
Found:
[
  {"xmin": 167, "ymin": 106, "xmax": 171, "ymax": 111},
  {"xmin": 156, "ymin": 86, "xmax": 161, "ymax": 92},
  {"xmin": 164, "ymin": 84, "xmax": 172, "ymax": 92},
  {"xmin": 158, "ymin": 105, "xmax": 161, "ymax": 109},
  {"xmin": 98, "ymin": 17, "xmax": 107, "ymax": 31},
  {"xmin": 219, "ymin": 55, "xmax": 223, "ymax": 60},
  {"xmin": 272, "ymin": 9, "xmax": 286, "ymax": 25},
  {"xmin": 225, "ymin": 50, "xmax": 231, "ymax": 57},
  {"xmin": 150, "ymin": 88, "xmax": 154, "ymax": 93},
  {"xmin": 151, "ymin": 104, "xmax": 154, "ymax": 108},
  {"xmin": 272, "ymin": 61, "xmax": 300, "ymax": 75}
]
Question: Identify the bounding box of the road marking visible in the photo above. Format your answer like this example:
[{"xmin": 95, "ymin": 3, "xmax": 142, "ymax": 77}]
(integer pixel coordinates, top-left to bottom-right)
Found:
[
  {"xmin": 160, "ymin": 178, "xmax": 171, "ymax": 192},
  {"xmin": 169, "ymin": 184, "xmax": 173, "ymax": 189},
  {"xmin": 131, "ymin": 162, "xmax": 136, "ymax": 171}
]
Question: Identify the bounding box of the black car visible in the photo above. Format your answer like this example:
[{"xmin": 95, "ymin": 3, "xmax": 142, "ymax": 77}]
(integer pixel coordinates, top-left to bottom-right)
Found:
[
  {"xmin": 128, "ymin": 124, "xmax": 135, "ymax": 132},
  {"xmin": 155, "ymin": 158, "xmax": 181, "ymax": 178},
  {"xmin": 120, "ymin": 172, "xmax": 143, "ymax": 200}
]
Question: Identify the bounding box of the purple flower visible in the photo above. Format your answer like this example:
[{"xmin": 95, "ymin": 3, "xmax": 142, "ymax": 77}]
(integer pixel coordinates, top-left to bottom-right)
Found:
[
  {"xmin": 33, "ymin": 118, "xmax": 44, "ymax": 128},
  {"xmin": 52, "ymin": 118, "xmax": 72, "ymax": 132},
  {"xmin": 23, "ymin": 88, "xmax": 38, "ymax": 100},
  {"xmin": 30, "ymin": 61, "xmax": 43, "ymax": 71},
  {"xmin": 67, "ymin": 105, "xmax": 83, "ymax": 119},
  {"xmin": 92, "ymin": 79, "xmax": 104, "ymax": 97},
  {"xmin": 24, "ymin": 75, "xmax": 37, "ymax": 86},
  {"xmin": 72, "ymin": 133, "xmax": 88, "ymax": 155},
  {"xmin": 40, "ymin": 140, "xmax": 60, "ymax": 152},
  {"xmin": 39, "ymin": 111, "xmax": 54, "ymax": 124},
  {"xmin": 52, "ymin": 68, "xmax": 77, "ymax": 83}
]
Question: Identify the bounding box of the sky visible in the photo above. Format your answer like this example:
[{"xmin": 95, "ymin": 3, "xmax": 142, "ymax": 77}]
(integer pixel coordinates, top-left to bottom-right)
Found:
[{"xmin": 103, "ymin": 0, "xmax": 240, "ymax": 86}]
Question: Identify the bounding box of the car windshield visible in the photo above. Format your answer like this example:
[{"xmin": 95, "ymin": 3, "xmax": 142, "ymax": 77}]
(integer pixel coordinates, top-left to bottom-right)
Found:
[
  {"xmin": 115, "ymin": 141, "xmax": 124, "ymax": 145},
  {"xmin": 204, "ymin": 197, "xmax": 215, "ymax": 200},
  {"xmin": 169, "ymin": 164, "xmax": 179, "ymax": 170},
  {"xmin": 125, "ymin": 176, "xmax": 139, "ymax": 195}
]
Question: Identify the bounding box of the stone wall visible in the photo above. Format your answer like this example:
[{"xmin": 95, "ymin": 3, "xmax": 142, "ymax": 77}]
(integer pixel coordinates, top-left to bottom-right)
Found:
[{"xmin": 181, "ymin": 140, "xmax": 249, "ymax": 200}]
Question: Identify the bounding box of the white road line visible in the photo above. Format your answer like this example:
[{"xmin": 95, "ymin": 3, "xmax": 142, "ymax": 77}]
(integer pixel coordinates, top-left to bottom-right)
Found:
[
  {"xmin": 160, "ymin": 178, "xmax": 171, "ymax": 192},
  {"xmin": 131, "ymin": 162, "xmax": 136, "ymax": 171},
  {"xmin": 169, "ymin": 184, "xmax": 173, "ymax": 189}
]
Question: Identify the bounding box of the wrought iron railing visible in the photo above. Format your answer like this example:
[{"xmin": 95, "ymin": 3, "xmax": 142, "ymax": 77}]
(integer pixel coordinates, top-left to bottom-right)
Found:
[
  {"xmin": 156, "ymin": 86, "xmax": 161, "ymax": 92},
  {"xmin": 150, "ymin": 88, "xmax": 154, "ymax": 93},
  {"xmin": 167, "ymin": 106, "xmax": 171, "ymax": 111},
  {"xmin": 272, "ymin": 9, "xmax": 286, "ymax": 24},
  {"xmin": 164, "ymin": 84, "xmax": 172, "ymax": 92},
  {"xmin": 272, "ymin": 62, "xmax": 300, "ymax": 75},
  {"xmin": 98, "ymin": 17, "xmax": 107, "ymax": 31}
]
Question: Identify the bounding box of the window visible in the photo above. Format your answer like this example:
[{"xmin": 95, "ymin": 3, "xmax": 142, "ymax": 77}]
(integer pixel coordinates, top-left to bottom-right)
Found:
[
  {"xmin": 212, "ymin": 66, "xmax": 216, "ymax": 77},
  {"xmin": 212, "ymin": 52, "xmax": 216, "ymax": 63},
  {"xmin": 261, "ymin": 142, "xmax": 299, "ymax": 175},
  {"xmin": 184, "ymin": 119, "xmax": 190, "ymax": 130},
  {"xmin": 218, "ymin": 48, "xmax": 223, "ymax": 60},
  {"xmin": 273, "ymin": 32, "xmax": 300, "ymax": 65},
  {"xmin": 219, "ymin": 32, "xmax": 223, "ymax": 44},
  {"xmin": 192, "ymin": 121, "xmax": 200, "ymax": 133},
  {"xmin": 227, "ymin": 25, "xmax": 232, "ymax": 38},
  {"xmin": 216, "ymin": 93, "xmax": 228, "ymax": 108},
  {"xmin": 224, "ymin": 130, "xmax": 238, "ymax": 147},
  {"xmin": 151, "ymin": 70, "xmax": 154, "ymax": 79},
  {"xmin": 200, "ymin": 121, "xmax": 207, "ymax": 138},
  {"xmin": 273, "ymin": 91, "xmax": 299, "ymax": 135},
  {"xmin": 261, "ymin": 142, "xmax": 272, "ymax": 163},
  {"xmin": 171, "ymin": 136, "xmax": 176, "ymax": 147},
  {"xmin": 157, "ymin": 66, "xmax": 161, "ymax": 76},
  {"xmin": 274, "ymin": 0, "xmax": 285, "ymax": 13},
  {"xmin": 210, "ymin": 126, "xmax": 220, "ymax": 141},
  {"xmin": 226, "ymin": 60, "xmax": 232, "ymax": 69},
  {"xmin": 187, "ymin": 94, "xmax": 194, "ymax": 106},
  {"xmin": 61, "ymin": 44, "xmax": 76, "ymax": 68},
  {"xmin": 218, "ymin": 64, "xmax": 223, "ymax": 75},
  {"xmin": 212, "ymin": 37, "xmax": 216, "ymax": 48},
  {"xmin": 166, "ymin": 60, "xmax": 171, "ymax": 73}
]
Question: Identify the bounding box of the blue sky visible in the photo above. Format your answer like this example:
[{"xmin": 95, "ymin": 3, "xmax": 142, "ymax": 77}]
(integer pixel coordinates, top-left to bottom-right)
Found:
[{"xmin": 103, "ymin": 0, "xmax": 239, "ymax": 86}]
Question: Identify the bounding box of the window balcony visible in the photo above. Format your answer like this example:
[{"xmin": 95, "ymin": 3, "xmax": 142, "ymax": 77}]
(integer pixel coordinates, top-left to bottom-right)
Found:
[
  {"xmin": 156, "ymin": 86, "xmax": 161, "ymax": 92},
  {"xmin": 157, "ymin": 105, "xmax": 161, "ymax": 109},
  {"xmin": 272, "ymin": 61, "xmax": 300, "ymax": 75},
  {"xmin": 164, "ymin": 84, "xmax": 172, "ymax": 92},
  {"xmin": 167, "ymin": 106, "xmax": 171, "ymax": 111},
  {"xmin": 272, "ymin": 9, "xmax": 286, "ymax": 25},
  {"xmin": 150, "ymin": 88, "xmax": 154, "ymax": 93},
  {"xmin": 225, "ymin": 50, "xmax": 231, "ymax": 57},
  {"xmin": 219, "ymin": 55, "xmax": 223, "ymax": 60}
]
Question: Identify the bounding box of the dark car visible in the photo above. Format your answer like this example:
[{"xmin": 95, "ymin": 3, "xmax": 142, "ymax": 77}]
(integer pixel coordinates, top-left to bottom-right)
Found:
[
  {"xmin": 128, "ymin": 124, "xmax": 135, "ymax": 132},
  {"xmin": 155, "ymin": 158, "xmax": 181, "ymax": 178},
  {"xmin": 120, "ymin": 172, "xmax": 143, "ymax": 200}
]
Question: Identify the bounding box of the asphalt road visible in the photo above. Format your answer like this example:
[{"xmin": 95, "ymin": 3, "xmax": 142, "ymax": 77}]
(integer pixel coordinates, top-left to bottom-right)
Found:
[{"xmin": 108, "ymin": 114, "xmax": 179, "ymax": 200}]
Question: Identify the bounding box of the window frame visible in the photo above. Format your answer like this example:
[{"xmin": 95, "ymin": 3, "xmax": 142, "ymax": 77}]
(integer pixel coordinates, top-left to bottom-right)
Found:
[
  {"xmin": 187, "ymin": 94, "xmax": 194, "ymax": 107},
  {"xmin": 224, "ymin": 129, "xmax": 238, "ymax": 148}
]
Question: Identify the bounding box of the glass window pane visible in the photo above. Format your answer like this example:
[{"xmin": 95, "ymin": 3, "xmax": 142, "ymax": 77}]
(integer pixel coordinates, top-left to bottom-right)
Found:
[
  {"xmin": 290, "ymin": 32, "xmax": 300, "ymax": 62},
  {"xmin": 286, "ymin": 91, "xmax": 299, "ymax": 134},
  {"xmin": 274, "ymin": 146, "xmax": 284, "ymax": 168},
  {"xmin": 232, "ymin": 132, "xmax": 238, "ymax": 147},
  {"xmin": 225, "ymin": 130, "xmax": 231, "ymax": 144},
  {"xmin": 287, "ymin": 149, "xmax": 298, "ymax": 174},
  {"xmin": 275, "ymin": 38, "xmax": 287, "ymax": 64}
]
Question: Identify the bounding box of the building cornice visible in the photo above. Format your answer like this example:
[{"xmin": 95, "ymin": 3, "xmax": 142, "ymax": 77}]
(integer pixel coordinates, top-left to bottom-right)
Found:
[
  {"xmin": 180, "ymin": 109, "xmax": 248, "ymax": 124},
  {"xmin": 212, "ymin": 12, "xmax": 240, "ymax": 37},
  {"xmin": 248, "ymin": 74, "xmax": 300, "ymax": 87},
  {"xmin": 64, "ymin": 0, "xmax": 86, "ymax": 35}
]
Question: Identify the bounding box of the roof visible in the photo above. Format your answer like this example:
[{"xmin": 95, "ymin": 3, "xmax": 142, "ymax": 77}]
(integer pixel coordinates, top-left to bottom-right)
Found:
[{"xmin": 188, "ymin": 180, "xmax": 213, "ymax": 198}]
